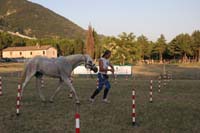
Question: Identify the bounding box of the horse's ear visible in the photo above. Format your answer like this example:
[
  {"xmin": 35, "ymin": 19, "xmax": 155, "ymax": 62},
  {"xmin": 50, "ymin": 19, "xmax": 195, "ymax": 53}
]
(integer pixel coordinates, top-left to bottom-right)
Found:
[
  {"xmin": 82, "ymin": 54, "xmax": 86, "ymax": 58},
  {"xmin": 82, "ymin": 54, "xmax": 87, "ymax": 61},
  {"xmin": 83, "ymin": 54, "xmax": 89, "ymax": 59},
  {"xmin": 83, "ymin": 54, "xmax": 89, "ymax": 57}
]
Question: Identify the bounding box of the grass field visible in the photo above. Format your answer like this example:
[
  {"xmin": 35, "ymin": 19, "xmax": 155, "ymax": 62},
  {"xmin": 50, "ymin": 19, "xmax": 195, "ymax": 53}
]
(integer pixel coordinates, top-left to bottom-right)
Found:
[{"xmin": 0, "ymin": 63, "xmax": 200, "ymax": 133}]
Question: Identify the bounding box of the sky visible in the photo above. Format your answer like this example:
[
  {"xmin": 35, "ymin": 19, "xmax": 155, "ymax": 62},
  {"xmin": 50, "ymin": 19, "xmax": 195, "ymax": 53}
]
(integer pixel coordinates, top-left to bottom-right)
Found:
[{"xmin": 29, "ymin": 0, "xmax": 200, "ymax": 42}]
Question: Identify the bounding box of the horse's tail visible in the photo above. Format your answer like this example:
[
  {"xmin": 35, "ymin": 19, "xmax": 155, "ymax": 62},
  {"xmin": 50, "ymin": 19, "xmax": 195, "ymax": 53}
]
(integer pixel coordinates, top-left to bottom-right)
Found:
[
  {"xmin": 19, "ymin": 58, "xmax": 38, "ymax": 85},
  {"xmin": 19, "ymin": 64, "xmax": 28, "ymax": 86}
]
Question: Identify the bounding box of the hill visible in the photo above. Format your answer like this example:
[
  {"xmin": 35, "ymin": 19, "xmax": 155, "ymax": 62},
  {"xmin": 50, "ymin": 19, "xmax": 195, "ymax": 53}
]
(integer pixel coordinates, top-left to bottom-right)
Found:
[{"xmin": 0, "ymin": 0, "xmax": 86, "ymax": 39}]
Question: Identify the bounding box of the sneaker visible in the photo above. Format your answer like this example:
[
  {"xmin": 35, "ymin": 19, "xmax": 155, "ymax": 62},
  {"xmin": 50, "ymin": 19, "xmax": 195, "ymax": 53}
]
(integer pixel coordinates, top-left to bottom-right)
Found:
[
  {"xmin": 89, "ymin": 98, "xmax": 95, "ymax": 103},
  {"xmin": 102, "ymin": 99, "xmax": 110, "ymax": 104}
]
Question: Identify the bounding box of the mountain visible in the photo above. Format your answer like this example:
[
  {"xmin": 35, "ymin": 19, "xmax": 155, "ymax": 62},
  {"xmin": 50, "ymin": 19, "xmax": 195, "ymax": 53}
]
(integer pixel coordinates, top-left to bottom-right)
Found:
[{"xmin": 0, "ymin": 0, "xmax": 86, "ymax": 39}]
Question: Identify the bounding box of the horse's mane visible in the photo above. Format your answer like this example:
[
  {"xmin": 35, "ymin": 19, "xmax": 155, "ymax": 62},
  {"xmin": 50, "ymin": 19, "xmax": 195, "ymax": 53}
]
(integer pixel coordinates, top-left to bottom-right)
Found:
[
  {"xmin": 63, "ymin": 54, "xmax": 84, "ymax": 62},
  {"xmin": 64, "ymin": 54, "xmax": 83, "ymax": 59}
]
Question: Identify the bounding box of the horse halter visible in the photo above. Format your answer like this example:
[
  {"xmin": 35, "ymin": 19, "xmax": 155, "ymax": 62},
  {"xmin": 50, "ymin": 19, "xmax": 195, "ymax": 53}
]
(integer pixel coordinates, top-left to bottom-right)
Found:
[
  {"xmin": 83, "ymin": 55, "xmax": 98, "ymax": 73},
  {"xmin": 85, "ymin": 60, "xmax": 94, "ymax": 69}
]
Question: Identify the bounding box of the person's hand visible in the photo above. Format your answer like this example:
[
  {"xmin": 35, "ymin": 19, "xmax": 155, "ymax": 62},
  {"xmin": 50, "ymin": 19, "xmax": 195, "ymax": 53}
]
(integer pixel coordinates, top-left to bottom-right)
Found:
[
  {"xmin": 109, "ymin": 68, "xmax": 114, "ymax": 74},
  {"xmin": 111, "ymin": 69, "xmax": 114, "ymax": 73},
  {"xmin": 111, "ymin": 69, "xmax": 115, "ymax": 77}
]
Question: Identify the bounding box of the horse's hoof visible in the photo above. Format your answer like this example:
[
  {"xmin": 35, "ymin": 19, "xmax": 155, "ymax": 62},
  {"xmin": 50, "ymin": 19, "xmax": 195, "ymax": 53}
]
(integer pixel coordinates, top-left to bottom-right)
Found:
[
  {"xmin": 76, "ymin": 101, "xmax": 80, "ymax": 105},
  {"xmin": 49, "ymin": 100, "xmax": 54, "ymax": 103},
  {"xmin": 68, "ymin": 94, "xmax": 73, "ymax": 99},
  {"xmin": 42, "ymin": 100, "xmax": 46, "ymax": 103},
  {"xmin": 68, "ymin": 96, "xmax": 73, "ymax": 99}
]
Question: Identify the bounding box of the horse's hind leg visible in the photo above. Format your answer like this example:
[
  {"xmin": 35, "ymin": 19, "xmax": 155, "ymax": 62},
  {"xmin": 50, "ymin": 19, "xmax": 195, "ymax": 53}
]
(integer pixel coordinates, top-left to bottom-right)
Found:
[
  {"xmin": 36, "ymin": 77, "xmax": 46, "ymax": 102},
  {"xmin": 49, "ymin": 80, "xmax": 63, "ymax": 102},
  {"xmin": 20, "ymin": 62, "xmax": 37, "ymax": 99}
]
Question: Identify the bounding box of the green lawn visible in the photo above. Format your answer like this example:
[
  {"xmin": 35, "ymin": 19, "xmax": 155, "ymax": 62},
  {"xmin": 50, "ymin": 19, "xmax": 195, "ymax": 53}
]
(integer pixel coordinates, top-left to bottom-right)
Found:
[{"xmin": 0, "ymin": 64, "xmax": 200, "ymax": 133}]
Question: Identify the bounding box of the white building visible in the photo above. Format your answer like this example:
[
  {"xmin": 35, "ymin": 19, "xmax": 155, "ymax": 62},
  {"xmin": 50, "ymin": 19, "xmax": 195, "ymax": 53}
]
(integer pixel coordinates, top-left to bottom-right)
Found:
[{"xmin": 2, "ymin": 45, "xmax": 57, "ymax": 58}]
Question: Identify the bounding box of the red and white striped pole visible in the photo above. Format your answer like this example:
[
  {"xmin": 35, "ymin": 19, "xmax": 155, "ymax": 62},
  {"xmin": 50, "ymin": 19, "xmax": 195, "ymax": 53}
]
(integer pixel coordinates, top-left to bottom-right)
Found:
[
  {"xmin": 158, "ymin": 77, "xmax": 161, "ymax": 92},
  {"xmin": 149, "ymin": 80, "xmax": 153, "ymax": 103},
  {"xmin": 163, "ymin": 74, "xmax": 167, "ymax": 87},
  {"xmin": 69, "ymin": 76, "xmax": 73, "ymax": 98},
  {"xmin": 163, "ymin": 79, "xmax": 166, "ymax": 87},
  {"xmin": 132, "ymin": 89, "xmax": 136, "ymax": 126},
  {"xmin": 126, "ymin": 75, "xmax": 128, "ymax": 80},
  {"xmin": 0, "ymin": 77, "xmax": 2, "ymax": 96},
  {"xmin": 75, "ymin": 113, "xmax": 80, "ymax": 133},
  {"xmin": 16, "ymin": 84, "xmax": 21, "ymax": 115},
  {"xmin": 114, "ymin": 75, "xmax": 117, "ymax": 84},
  {"xmin": 41, "ymin": 77, "xmax": 44, "ymax": 88}
]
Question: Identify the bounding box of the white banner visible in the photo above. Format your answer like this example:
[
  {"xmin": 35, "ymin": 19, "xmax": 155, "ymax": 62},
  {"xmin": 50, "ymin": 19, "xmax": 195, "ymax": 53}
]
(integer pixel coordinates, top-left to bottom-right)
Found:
[
  {"xmin": 73, "ymin": 65, "xmax": 132, "ymax": 75},
  {"xmin": 114, "ymin": 65, "xmax": 132, "ymax": 75}
]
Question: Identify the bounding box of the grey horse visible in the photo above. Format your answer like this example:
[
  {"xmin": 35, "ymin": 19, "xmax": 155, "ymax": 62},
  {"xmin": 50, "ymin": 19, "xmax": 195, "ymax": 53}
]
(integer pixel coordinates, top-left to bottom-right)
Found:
[{"xmin": 20, "ymin": 54, "xmax": 98, "ymax": 104}]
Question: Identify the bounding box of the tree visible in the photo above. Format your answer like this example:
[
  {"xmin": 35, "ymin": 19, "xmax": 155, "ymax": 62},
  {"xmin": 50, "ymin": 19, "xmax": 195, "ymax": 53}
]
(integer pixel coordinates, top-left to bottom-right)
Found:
[
  {"xmin": 56, "ymin": 39, "xmax": 74, "ymax": 56},
  {"xmin": 0, "ymin": 32, "xmax": 12, "ymax": 57},
  {"xmin": 93, "ymin": 29, "xmax": 102, "ymax": 61},
  {"xmin": 85, "ymin": 24, "xmax": 95, "ymax": 59},
  {"xmin": 56, "ymin": 43, "xmax": 62, "ymax": 57},
  {"xmin": 169, "ymin": 33, "xmax": 192, "ymax": 62},
  {"xmin": 168, "ymin": 38, "xmax": 181, "ymax": 60},
  {"xmin": 191, "ymin": 30, "xmax": 200, "ymax": 62},
  {"xmin": 153, "ymin": 34, "xmax": 167, "ymax": 63},
  {"xmin": 73, "ymin": 38, "xmax": 85, "ymax": 54},
  {"xmin": 102, "ymin": 36, "xmax": 121, "ymax": 64},
  {"xmin": 136, "ymin": 35, "xmax": 151, "ymax": 61},
  {"xmin": 11, "ymin": 37, "xmax": 26, "ymax": 47},
  {"xmin": 117, "ymin": 32, "xmax": 136, "ymax": 64}
]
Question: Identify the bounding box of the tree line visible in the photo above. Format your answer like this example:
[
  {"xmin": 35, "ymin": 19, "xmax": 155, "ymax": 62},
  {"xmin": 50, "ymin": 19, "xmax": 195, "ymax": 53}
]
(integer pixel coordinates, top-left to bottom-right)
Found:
[
  {"xmin": 102, "ymin": 30, "xmax": 200, "ymax": 64},
  {"xmin": 0, "ymin": 30, "xmax": 200, "ymax": 65}
]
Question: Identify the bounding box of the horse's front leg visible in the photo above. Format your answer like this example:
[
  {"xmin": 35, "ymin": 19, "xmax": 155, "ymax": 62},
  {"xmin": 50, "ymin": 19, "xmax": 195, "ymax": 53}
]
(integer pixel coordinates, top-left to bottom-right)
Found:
[
  {"xmin": 36, "ymin": 77, "xmax": 46, "ymax": 102},
  {"xmin": 63, "ymin": 78, "xmax": 80, "ymax": 104},
  {"xmin": 49, "ymin": 80, "xmax": 63, "ymax": 102}
]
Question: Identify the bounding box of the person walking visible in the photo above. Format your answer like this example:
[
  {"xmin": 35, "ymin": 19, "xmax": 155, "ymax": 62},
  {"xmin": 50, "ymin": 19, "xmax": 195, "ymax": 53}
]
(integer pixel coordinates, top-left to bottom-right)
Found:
[{"xmin": 90, "ymin": 50, "xmax": 114, "ymax": 103}]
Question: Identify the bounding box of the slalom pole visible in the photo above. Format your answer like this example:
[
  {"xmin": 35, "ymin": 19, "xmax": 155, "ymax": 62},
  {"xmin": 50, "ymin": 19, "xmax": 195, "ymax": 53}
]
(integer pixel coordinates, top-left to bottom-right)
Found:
[
  {"xmin": 132, "ymin": 80, "xmax": 139, "ymax": 127},
  {"xmin": 0, "ymin": 77, "xmax": 2, "ymax": 96},
  {"xmin": 158, "ymin": 76, "xmax": 161, "ymax": 92},
  {"xmin": 75, "ymin": 104, "xmax": 80, "ymax": 133},
  {"xmin": 149, "ymin": 80, "xmax": 153, "ymax": 103},
  {"xmin": 16, "ymin": 84, "xmax": 21, "ymax": 115},
  {"xmin": 132, "ymin": 88, "xmax": 136, "ymax": 126}
]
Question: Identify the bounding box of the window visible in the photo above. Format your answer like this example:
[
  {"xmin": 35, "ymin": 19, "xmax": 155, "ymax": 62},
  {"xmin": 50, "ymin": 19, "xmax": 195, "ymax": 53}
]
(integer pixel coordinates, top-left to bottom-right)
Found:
[
  {"xmin": 30, "ymin": 52, "xmax": 32, "ymax": 55},
  {"xmin": 19, "ymin": 52, "xmax": 22, "ymax": 56},
  {"xmin": 43, "ymin": 51, "xmax": 45, "ymax": 55}
]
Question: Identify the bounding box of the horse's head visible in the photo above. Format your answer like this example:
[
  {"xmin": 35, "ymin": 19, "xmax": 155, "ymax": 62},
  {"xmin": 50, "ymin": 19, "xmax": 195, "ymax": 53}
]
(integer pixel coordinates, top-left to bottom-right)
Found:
[{"xmin": 84, "ymin": 55, "xmax": 98, "ymax": 73}]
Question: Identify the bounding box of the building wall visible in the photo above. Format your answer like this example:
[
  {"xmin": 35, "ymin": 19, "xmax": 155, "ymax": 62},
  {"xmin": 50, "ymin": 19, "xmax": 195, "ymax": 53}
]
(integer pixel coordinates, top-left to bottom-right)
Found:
[
  {"xmin": 46, "ymin": 47, "xmax": 57, "ymax": 58},
  {"xmin": 3, "ymin": 48, "xmax": 57, "ymax": 58}
]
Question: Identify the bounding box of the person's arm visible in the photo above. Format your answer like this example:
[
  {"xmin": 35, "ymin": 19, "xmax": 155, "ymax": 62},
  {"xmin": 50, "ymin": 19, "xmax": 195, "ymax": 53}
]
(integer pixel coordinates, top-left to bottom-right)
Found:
[
  {"xmin": 109, "ymin": 63, "xmax": 114, "ymax": 74},
  {"xmin": 99, "ymin": 60, "xmax": 113, "ymax": 73}
]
